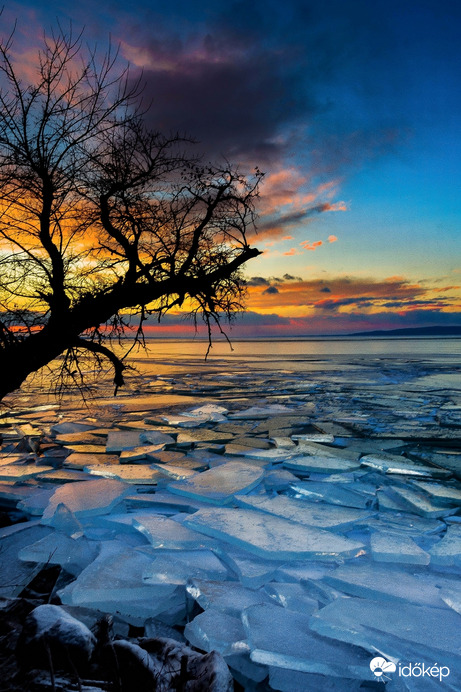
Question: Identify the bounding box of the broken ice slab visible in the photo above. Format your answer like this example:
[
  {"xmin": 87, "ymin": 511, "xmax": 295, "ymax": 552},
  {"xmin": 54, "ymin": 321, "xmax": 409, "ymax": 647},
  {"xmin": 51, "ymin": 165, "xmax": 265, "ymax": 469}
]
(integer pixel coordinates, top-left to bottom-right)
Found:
[
  {"xmin": 226, "ymin": 446, "xmax": 295, "ymax": 463},
  {"xmin": 230, "ymin": 437, "xmax": 271, "ymax": 450},
  {"xmin": 119, "ymin": 445, "xmax": 166, "ymax": 462},
  {"xmin": 17, "ymin": 487, "xmax": 56, "ymax": 516},
  {"xmin": 234, "ymin": 494, "xmax": 374, "ymax": 531},
  {"xmin": 132, "ymin": 513, "xmax": 216, "ymax": 549},
  {"xmin": 370, "ymin": 532, "xmax": 430, "ymax": 565},
  {"xmin": 186, "ymin": 404, "xmax": 228, "ymax": 420},
  {"xmin": 264, "ymin": 582, "xmax": 318, "ymax": 614},
  {"xmin": 41, "ymin": 478, "xmax": 130, "ymax": 522},
  {"xmin": 295, "ymin": 441, "xmax": 359, "ymax": 459},
  {"xmin": 0, "ymin": 464, "xmax": 54, "ymax": 481},
  {"xmin": 360, "ymin": 453, "xmax": 451, "ymax": 479},
  {"xmin": 366, "ymin": 511, "xmax": 443, "ymax": 537},
  {"xmin": 323, "ymin": 563, "xmax": 447, "ymax": 607},
  {"xmin": 84, "ymin": 464, "xmax": 166, "ymax": 485},
  {"xmin": 291, "ymin": 433, "xmax": 335, "ymax": 444},
  {"xmin": 58, "ymin": 541, "xmax": 185, "ymax": 624},
  {"xmin": 440, "ymin": 584, "xmax": 461, "ymax": 615},
  {"xmin": 264, "ymin": 468, "xmax": 298, "ymax": 491},
  {"xmin": 269, "ymin": 436, "xmax": 297, "ymax": 449},
  {"xmin": 310, "ymin": 597, "xmax": 461, "ymax": 669},
  {"xmin": 105, "ymin": 430, "xmax": 143, "ymax": 452},
  {"xmin": 63, "ymin": 452, "xmax": 120, "ymax": 469},
  {"xmin": 142, "ymin": 549, "xmax": 229, "ymax": 584},
  {"xmin": 153, "ymin": 413, "xmax": 212, "ymax": 427},
  {"xmin": 176, "ymin": 429, "xmax": 234, "ymax": 445},
  {"xmin": 149, "ymin": 463, "xmax": 197, "ymax": 480},
  {"xmin": 273, "ymin": 562, "xmax": 333, "ymax": 585},
  {"xmin": 36, "ymin": 469, "xmax": 94, "ymax": 483},
  {"xmin": 228, "ymin": 404, "xmax": 293, "ymax": 419},
  {"xmin": 0, "ymin": 522, "xmax": 54, "ymax": 597},
  {"xmin": 47, "ymin": 502, "xmax": 84, "ymax": 537},
  {"xmin": 410, "ymin": 480, "xmax": 461, "ymax": 507},
  {"xmin": 0, "ymin": 483, "xmax": 38, "ymax": 508},
  {"xmin": 430, "ymin": 524, "xmax": 461, "ymax": 567},
  {"xmin": 213, "ymin": 546, "xmax": 281, "ymax": 588},
  {"xmin": 186, "ymin": 579, "xmax": 273, "ymax": 616},
  {"xmin": 283, "ymin": 455, "xmax": 361, "ymax": 474},
  {"xmin": 382, "ymin": 485, "xmax": 460, "ymax": 518},
  {"xmin": 243, "ymin": 603, "xmax": 373, "ymax": 679},
  {"xmin": 184, "ymin": 609, "xmax": 247, "ymax": 656},
  {"xmin": 289, "ymin": 481, "xmax": 373, "ymax": 509},
  {"xmin": 184, "ymin": 507, "xmax": 365, "ymax": 561},
  {"xmin": 124, "ymin": 490, "xmax": 210, "ymax": 514},
  {"xmin": 138, "ymin": 430, "xmax": 176, "ymax": 446},
  {"xmin": 167, "ymin": 461, "xmax": 264, "ymax": 505},
  {"xmin": 0, "ymin": 453, "xmax": 31, "ymax": 467},
  {"xmin": 51, "ymin": 421, "xmax": 98, "ymax": 435},
  {"xmin": 18, "ymin": 532, "xmax": 99, "ymax": 575},
  {"xmin": 55, "ymin": 432, "xmax": 105, "ymax": 446}
]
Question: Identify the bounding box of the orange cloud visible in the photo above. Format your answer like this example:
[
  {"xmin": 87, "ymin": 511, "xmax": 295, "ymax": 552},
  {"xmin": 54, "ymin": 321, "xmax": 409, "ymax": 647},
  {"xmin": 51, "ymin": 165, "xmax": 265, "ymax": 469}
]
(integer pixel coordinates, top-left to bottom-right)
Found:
[
  {"xmin": 300, "ymin": 240, "xmax": 323, "ymax": 251},
  {"xmin": 328, "ymin": 235, "xmax": 338, "ymax": 243},
  {"xmin": 283, "ymin": 248, "xmax": 300, "ymax": 256}
]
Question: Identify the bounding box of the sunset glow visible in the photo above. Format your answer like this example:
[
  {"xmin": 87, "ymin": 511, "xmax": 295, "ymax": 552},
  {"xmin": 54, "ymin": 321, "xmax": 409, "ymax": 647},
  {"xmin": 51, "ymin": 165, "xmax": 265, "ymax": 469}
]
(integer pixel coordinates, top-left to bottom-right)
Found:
[{"xmin": 1, "ymin": 0, "xmax": 459, "ymax": 336}]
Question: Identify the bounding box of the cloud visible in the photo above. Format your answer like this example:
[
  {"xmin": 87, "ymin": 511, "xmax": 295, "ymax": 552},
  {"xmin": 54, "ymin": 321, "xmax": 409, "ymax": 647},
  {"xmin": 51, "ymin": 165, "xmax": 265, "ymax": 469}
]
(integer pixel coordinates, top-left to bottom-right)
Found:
[
  {"xmin": 320, "ymin": 286, "xmax": 331, "ymax": 293},
  {"xmin": 283, "ymin": 248, "xmax": 300, "ymax": 256},
  {"xmin": 246, "ymin": 276, "xmax": 271, "ymax": 287},
  {"xmin": 300, "ymin": 240, "xmax": 323, "ymax": 251},
  {"xmin": 262, "ymin": 286, "xmax": 279, "ymax": 295},
  {"xmin": 328, "ymin": 235, "xmax": 338, "ymax": 243}
]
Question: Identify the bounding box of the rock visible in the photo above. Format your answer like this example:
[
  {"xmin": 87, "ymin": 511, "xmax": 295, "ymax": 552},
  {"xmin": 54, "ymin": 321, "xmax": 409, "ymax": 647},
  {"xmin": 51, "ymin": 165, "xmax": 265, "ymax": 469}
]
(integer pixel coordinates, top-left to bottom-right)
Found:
[{"xmin": 17, "ymin": 604, "xmax": 96, "ymax": 672}]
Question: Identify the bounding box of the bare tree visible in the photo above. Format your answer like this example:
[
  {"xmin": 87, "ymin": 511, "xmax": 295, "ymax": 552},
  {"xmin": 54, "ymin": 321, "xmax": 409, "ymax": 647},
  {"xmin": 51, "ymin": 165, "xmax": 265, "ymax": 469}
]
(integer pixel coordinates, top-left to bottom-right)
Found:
[{"xmin": 0, "ymin": 26, "xmax": 262, "ymax": 400}]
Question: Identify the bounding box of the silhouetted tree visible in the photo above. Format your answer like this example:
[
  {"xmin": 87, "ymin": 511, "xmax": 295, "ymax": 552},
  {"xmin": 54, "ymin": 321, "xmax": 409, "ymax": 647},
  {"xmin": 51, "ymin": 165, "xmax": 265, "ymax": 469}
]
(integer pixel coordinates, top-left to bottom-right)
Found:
[{"xmin": 0, "ymin": 26, "xmax": 262, "ymax": 400}]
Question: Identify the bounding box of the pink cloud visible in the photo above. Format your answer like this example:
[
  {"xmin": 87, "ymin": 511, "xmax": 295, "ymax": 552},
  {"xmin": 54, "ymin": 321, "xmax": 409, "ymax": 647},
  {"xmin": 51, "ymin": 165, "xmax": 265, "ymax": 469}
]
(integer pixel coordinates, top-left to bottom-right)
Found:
[
  {"xmin": 283, "ymin": 248, "xmax": 300, "ymax": 256},
  {"xmin": 328, "ymin": 235, "xmax": 338, "ymax": 243}
]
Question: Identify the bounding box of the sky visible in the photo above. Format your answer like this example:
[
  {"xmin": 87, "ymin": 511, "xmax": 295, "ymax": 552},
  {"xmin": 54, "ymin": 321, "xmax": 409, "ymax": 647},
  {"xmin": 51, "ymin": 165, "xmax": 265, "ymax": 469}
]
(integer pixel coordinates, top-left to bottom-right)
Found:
[{"xmin": 2, "ymin": 0, "xmax": 460, "ymax": 336}]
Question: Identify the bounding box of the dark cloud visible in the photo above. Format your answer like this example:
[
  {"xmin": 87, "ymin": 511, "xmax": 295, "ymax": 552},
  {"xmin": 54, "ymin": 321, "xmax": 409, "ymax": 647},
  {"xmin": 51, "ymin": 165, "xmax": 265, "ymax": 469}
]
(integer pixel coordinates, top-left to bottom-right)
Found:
[
  {"xmin": 315, "ymin": 296, "xmax": 374, "ymax": 311},
  {"xmin": 246, "ymin": 276, "xmax": 270, "ymax": 287},
  {"xmin": 117, "ymin": 0, "xmax": 415, "ymax": 167},
  {"xmin": 233, "ymin": 310, "xmax": 289, "ymax": 325},
  {"xmin": 263, "ymin": 286, "xmax": 279, "ymax": 295},
  {"xmin": 319, "ymin": 286, "xmax": 331, "ymax": 293}
]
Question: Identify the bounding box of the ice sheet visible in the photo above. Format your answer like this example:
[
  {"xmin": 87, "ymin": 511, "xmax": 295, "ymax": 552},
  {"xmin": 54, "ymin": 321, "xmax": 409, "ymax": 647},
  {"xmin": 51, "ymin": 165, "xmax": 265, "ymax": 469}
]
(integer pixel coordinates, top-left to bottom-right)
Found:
[
  {"xmin": 234, "ymin": 493, "xmax": 374, "ymax": 530},
  {"xmin": 168, "ymin": 461, "xmax": 264, "ymax": 505},
  {"xmin": 184, "ymin": 507, "xmax": 365, "ymax": 560},
  {"xmin": 243, "ymin": 603, "xmax": 373, "ymax": 678},
  {"xmin": 142, "ymin": 549, "xmax": 229, "ymax": 584},
  {"xmin": 310, "ymin": 597, "xmax": 461, "ymax": 668},
  {"xmin": 430, "ymin": 524, "xmax": 461, "ymax": 566},
  {"xmin": 324, "ymin": 563, "xmax": 446, "ymax": 606},
  {"xmin": 132, "ymin": 513, "xmax": 216, "ymax": 549},
  {"xmin": 41, "ymin": 478, "xmax": 130, "ymax": 521},
  {"xmin": 186, "ymin": 579, "xmax": 273, "ymax": 616},
  {"xmin": 184, "ymin": 609, "xmax": 247, "ymax": 655},
  {"xmin": 283, "ymin": 456, "xmax": 361, "ymax": 474},
  {"xmin": 370, "ymin": 531, "xmax": 430, "ymax": 565}
]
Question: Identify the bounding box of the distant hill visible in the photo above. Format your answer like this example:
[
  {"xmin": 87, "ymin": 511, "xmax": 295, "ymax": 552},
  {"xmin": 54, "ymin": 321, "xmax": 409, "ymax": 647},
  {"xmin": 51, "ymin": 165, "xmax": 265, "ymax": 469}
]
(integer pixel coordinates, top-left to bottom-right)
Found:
[{"xmin": 349, "ymin": 325, "xmax": 461, "ymax": 337}]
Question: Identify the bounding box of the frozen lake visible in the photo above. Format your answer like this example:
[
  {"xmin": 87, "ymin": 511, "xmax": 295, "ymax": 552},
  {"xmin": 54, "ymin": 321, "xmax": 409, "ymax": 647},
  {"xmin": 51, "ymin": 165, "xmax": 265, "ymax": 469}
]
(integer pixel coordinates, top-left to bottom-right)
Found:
[{"xmin": 1, "ymin": 336, "xmax": 460, "ymax": 690}]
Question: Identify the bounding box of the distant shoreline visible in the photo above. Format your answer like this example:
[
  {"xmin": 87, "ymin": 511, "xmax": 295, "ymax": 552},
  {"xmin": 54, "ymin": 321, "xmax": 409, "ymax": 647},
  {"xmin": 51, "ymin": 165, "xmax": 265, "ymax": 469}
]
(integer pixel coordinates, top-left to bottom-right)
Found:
[{"xmin": 139, "ymin": 326, "xmax": 461, "ymax": 340}]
